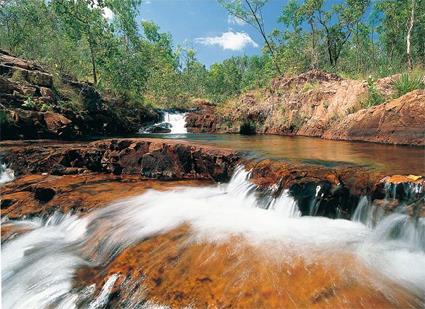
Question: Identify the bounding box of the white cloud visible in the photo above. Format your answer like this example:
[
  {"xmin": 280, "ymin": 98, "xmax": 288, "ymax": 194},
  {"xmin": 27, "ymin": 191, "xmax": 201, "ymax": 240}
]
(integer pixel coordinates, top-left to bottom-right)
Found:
[
  {"xmin": 102, "ymin": 7, "xmax": 114, "ymax": 20},
  {"xmin": 195, "ymin": 31, "xmax": 258, "ymax": 51},
  {"xmin": 227, "ymin": 15, "xmax": 246, "ymax": 26}
]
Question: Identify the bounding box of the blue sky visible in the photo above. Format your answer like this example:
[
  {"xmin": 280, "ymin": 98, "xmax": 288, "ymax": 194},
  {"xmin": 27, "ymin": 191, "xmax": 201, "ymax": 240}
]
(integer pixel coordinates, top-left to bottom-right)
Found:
[{"xmin": 138, "ymin": 0, "xmax": 287, "ymax": 67}]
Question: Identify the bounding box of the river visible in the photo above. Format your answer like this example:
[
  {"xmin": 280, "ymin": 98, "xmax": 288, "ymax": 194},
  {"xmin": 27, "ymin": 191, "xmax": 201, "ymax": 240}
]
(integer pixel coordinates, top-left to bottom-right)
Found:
[{"xmin": 1, "ymin": 112, "xmax": 425, "ymax": 308}]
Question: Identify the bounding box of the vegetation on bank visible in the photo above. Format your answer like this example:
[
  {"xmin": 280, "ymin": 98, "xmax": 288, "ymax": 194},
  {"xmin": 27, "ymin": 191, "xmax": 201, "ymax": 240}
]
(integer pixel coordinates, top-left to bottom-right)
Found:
[{"xmin": 1, "ymin": 0, "xmax": 424, "ymax": 109}]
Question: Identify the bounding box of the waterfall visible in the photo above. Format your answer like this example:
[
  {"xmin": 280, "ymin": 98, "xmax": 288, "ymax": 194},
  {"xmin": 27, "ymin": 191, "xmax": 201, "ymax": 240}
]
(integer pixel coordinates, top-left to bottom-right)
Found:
[
  {"xmin": 162, "ymin": 112, "xmax": 187, "ymax": 134},
  {"xmin": 2, "ymin": 165, "xmax": 425, "ymax": 307},
  {"xmin": 141, "ymin": 111, "xmax": 187, "ymax": 134}
]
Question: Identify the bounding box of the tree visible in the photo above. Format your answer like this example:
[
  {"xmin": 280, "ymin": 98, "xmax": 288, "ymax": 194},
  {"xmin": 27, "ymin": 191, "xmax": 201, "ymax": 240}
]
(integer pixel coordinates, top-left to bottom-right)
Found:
[
  {"xmin": 407, "ymin": 0, "xmax": 416, "ymax": 69},
  {"xmin": 219, "ymin": 0, "xmax": 282, "ymax": 74},
  {"xmin": 52, "ymin": 0, "xmax": 111, "ymax": 84},
  {"xmin": 316, "ymin": 0, "xmax": 370, "ymax": 68}
]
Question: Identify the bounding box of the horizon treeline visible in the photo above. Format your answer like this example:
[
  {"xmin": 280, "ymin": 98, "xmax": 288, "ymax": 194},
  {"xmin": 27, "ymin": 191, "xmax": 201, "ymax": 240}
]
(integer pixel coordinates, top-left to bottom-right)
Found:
[{"xmin": 1, "ymin": 0, "xmax": 424, "ymax": 107}]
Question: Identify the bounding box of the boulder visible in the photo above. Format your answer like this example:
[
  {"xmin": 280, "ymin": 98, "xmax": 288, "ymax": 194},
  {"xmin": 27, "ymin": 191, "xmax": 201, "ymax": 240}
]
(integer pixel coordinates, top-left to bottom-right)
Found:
[{"xmin": 322, "ymin": 90, "xmax": 425, "ymax": 145}]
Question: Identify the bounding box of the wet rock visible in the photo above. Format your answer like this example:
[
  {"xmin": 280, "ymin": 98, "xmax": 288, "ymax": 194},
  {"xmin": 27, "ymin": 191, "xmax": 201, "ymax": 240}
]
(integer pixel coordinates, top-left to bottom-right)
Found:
[
  {"xmin": 0, "ymin": 174, "xmax": 210, "ymax": 219},
  {"xmin": 0, "ymin": 138, "xmax": 240, "ymax": 182},
  {"xmin": 144, "ymin": 123, "xmax": 172, "ymax": 133},
  {"xmin": 1, "ymin": 199, "xmax": 14, "ymax": 209},
  {"xmin": 34, "ymin": 187, "xmax": 56, "ymax": 203}
]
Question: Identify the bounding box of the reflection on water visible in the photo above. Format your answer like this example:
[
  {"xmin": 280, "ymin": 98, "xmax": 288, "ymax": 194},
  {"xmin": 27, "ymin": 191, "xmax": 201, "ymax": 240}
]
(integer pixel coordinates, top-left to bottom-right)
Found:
[{"xmin": 139, "ymin": 133, "xmax": 425, "ymax": 174}]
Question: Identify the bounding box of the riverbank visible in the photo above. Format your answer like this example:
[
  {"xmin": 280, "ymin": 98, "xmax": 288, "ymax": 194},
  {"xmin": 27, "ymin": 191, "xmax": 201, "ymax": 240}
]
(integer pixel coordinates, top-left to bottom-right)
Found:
[
  {"xmin": 186, "ymin": 71, "xmax": 425, "ymax": 146},
  {"xmin": 0, "ymin": 50, "xmax": 159, "ymax": 140}
]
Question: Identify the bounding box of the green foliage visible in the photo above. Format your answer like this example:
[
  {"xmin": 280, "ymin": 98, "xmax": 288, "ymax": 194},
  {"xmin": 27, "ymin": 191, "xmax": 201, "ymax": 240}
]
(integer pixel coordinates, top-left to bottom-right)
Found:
[
  {"xmin": 394, "ymin": 73, "xmax": 425, "ymax": 98},
  {"xmin": 40, "ymin": 104, "xmax": 50, "ymax": 112},
  {"xmin": 362, "ymin": 77, "xmax": 385, "ymax": 108},
  {"xmin": 1, "ymin": 0, "xmax": 424, "ymax": 111},
  {"xmin": 22, "ymin": 97, "xmax": 36, "ymax": 110}
]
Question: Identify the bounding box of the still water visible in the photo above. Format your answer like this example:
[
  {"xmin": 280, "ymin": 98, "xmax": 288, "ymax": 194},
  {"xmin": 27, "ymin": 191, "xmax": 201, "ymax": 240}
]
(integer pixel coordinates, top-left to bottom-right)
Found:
[{"xmin": 139, "ymin": 133, "xmax": 425, "ymax": 175}]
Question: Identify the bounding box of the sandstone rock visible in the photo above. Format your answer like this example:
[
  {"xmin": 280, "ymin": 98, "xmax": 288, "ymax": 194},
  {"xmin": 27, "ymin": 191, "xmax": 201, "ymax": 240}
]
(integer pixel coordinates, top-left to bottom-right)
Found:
[
  {"xmin": 1, "ymin": 50, "xmax": 159, "ymax": 139},
  {"xmin": 1, "ymin": 108, "xmax": 75, "ymax": 139},
  {"xmin": 322, "ymin": 90, "xmax": 425, "ymax": 145},
  {"xmin": 43, "ymin": 111, "xmax": 74, "ymax": 137},
  {"xmin": 0, "ymin": 138, "xmax": 240, "ymax": 182},
  {"xmin": 40, "ymin": 87, "xmax": 54, "ymax": 99}
]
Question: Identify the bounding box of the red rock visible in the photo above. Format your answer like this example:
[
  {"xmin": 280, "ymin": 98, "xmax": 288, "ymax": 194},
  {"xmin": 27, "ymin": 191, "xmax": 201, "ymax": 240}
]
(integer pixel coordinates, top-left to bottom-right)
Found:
[{"xmin": 322, "ymin": 90, "xmax": 425, "ymax": 145}]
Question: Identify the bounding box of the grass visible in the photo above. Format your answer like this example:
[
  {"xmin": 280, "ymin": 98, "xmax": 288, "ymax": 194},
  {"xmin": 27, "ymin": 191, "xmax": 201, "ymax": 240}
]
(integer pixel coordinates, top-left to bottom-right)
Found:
[
  {"xmin": 361, "ymin": 77, "xmax": 385, "ymax": 108},
  {"xmin": 393, "ymin": 72, "xmax": 425, "ymax": 98},
  {"xmin": 301, "ymin": 82, "xmax": 319, "ymax": 93}
]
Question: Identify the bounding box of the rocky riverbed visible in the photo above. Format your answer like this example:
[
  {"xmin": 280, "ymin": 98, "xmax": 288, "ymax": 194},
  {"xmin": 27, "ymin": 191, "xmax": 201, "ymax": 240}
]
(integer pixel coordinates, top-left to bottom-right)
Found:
[{"xmin": 1, "ymin": 138, "xmax": 425, "ymax": 308}]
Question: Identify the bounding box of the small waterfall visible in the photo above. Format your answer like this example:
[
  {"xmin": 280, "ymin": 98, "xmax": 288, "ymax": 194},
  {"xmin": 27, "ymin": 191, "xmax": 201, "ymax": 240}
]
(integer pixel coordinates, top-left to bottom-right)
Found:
[
  {"xmin": 269, "ymin": 189, "xmax": 301, "ymax": 218},
  {"xmin": 163, "ymin": 112, "xmax": 187, "ymax": 134},
  {"xmin": 352, "ymin": 196, "xmax": 386, "ymax": 228},
  {"xmin": 2, "ymin": 165, "xmax": 425, "ymax": 307},
  {"xmin": 141, "ymin": 111, "xmax": 187, "ymax": 134},
  {"xmin": 0, "ymin": 163, "xmax": 14, "ymax": 185}
]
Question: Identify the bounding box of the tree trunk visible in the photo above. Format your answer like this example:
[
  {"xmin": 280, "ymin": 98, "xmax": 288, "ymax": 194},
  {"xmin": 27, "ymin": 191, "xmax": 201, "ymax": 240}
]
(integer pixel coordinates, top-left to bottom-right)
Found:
[
  {"xmin": 88, "ymin": 37, "xmax": 98, "ymax": 85},
  {"xmin": 244, "ymin": 0, "xmax": 282, "ymax": 74},
  {"xmin": 309, "ymin": 19, "xmax": 318, "ymax": 69},
  {"xmin": 407, "ymin": 0, "xmax": 416, "ymax": 70}
]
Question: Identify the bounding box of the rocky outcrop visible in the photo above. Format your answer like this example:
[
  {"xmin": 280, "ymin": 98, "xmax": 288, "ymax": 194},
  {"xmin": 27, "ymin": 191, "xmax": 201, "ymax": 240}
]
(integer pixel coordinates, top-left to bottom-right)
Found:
[
  {"xmin": 322, "ymin": 90, "xmax": 425, "ymax": 145},
  {"xmin": 186, "ymin": 71, "xmax": 425, "ymax": 145},
  {"xmin": 246, "ymin": 159, "xmax": 424, "ymax": 218},
  {"xmin": 2, "ymin": 138, "xmax": 423, "ymax": 220},
  {"xmin": 185, "ymin": 99, "xmax": 223, "ymax": 133},
  {"xmin": 0, "ymin": 50, "xmax": 159, "ymax": 140},
  {"xmin": 187, "ymin": 70, "xmax": 368, "ymax": 136},
  {"xmin": 0, "ymin": 138, "xmax": 240, "ymax": 182}
]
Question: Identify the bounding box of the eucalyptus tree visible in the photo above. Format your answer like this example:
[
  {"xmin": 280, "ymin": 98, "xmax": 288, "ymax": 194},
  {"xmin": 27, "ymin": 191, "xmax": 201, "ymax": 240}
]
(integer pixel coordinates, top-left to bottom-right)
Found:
[{"xmin": 219, "ymin": 0, "xmax": 282, "ymax": 74}]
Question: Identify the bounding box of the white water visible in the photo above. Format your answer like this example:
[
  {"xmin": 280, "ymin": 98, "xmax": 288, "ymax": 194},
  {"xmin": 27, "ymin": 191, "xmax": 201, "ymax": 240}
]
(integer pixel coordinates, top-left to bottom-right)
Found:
[
  {"xmin": 142, "ymin": 111, "xmax": 187, "ymax": 134},
  {"xmin": 0, "ymin": 163, "xmax": 14, "ymax": 185},
  {"xmin": 162, "ymin": 112, "xmax": 187, "ymax": 134},
  {"xmin": 2, "ymin": 166, "xmax": 425, "ymax": 308}
]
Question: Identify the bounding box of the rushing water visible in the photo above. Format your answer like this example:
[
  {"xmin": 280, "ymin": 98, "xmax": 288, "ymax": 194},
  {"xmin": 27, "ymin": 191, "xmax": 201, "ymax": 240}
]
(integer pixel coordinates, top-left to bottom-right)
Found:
[
  {"xmin": 0, "ymin": 163, "xmax": 14, "ymax": 185},
  {"xmin": 2, "ymin": 166, "xmax": 425, "ymax": 308},
  {"xmin": 141, "ymin": 111, "xmax": 187, "ymax": 134}
]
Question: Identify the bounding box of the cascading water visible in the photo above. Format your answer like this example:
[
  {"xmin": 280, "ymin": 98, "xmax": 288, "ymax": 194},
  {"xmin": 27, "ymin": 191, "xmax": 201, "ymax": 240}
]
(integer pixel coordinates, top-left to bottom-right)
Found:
[
  {"xmin": 141, "ymin": 111, "xmax": 187, "ymax": 134},
  {"xmin": 2, "ymin": 166, "xmax": 425, "ymax": 308},
  {"xmin": 0, "ymin": 163, "xmax": 14, "ymax": 185}
]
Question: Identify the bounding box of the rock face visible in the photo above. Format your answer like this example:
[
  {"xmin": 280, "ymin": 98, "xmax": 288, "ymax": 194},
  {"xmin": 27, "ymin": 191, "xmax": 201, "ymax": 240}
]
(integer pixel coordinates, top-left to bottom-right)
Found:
[
  {"xmin": 186, "ymin": 71, "xmax": 425, "ymax": 145},
  {"xmin": 185, "ymin": 100, "xmax": 222, "ymax": 133},
  {"xmin": 0, "ymin": 50, "xmax": 159, "ymax": 140},
  {"xmin": 322, "ymin": 90, "xmax": 425, "ymax": 145},
  {"xmin": 0, "ymin": 138, "xmax": 240, "ymax": 182}
]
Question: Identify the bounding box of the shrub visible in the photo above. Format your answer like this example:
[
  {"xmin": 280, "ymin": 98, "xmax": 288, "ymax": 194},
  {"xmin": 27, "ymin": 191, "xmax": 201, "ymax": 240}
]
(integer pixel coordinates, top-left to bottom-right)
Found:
[
  {"xmin": 362, "ymin": 77, "xmax": 385, "ymax": 108},
  {"xmin": 393, "ymin": 73, "xmax": 425, "ymax": 98},
  {"xmin": 22, "ymin": 97, "xmax": 36, "ymax": 110}
]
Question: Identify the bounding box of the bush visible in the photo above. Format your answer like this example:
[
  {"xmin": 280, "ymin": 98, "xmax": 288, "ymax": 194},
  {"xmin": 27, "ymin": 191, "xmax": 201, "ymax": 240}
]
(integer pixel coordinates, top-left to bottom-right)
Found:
[
  {"xmin": 362, "ymin": 77, "xmax": 385, "ymax": 108},
  {"xmin": 394, "ymin": 73, "xmax": 425, "ymax": 98},
  {"xmin": 22, "ymin": 97, "xmax": 36, "ymax": 110}
]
